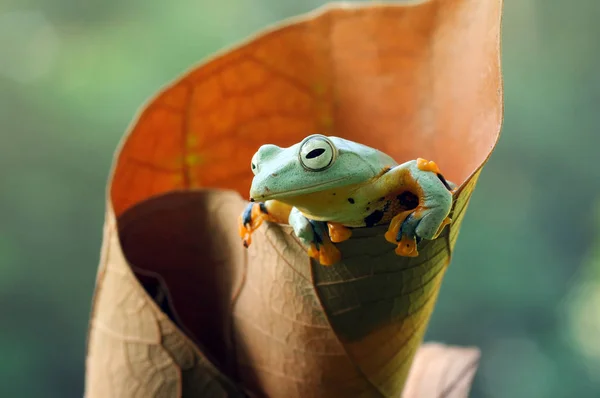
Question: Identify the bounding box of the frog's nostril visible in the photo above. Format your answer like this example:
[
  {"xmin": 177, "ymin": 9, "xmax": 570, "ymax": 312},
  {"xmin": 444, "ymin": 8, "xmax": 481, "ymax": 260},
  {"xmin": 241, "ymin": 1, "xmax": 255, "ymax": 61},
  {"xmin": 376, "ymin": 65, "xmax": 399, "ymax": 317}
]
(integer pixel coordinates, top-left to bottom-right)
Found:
[{"xmin": 271, "ymin": 173, "xmax": 278, "ymax": 177}]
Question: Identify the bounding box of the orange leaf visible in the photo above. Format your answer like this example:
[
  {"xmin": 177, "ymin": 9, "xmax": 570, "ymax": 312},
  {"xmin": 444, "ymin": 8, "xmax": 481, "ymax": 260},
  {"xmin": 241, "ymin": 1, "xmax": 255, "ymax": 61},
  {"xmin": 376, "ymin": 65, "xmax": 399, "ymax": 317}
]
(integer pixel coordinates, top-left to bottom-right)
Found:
[{"xmin": 86, "ymin": 1, "xmax": 503, "ymax": 397}]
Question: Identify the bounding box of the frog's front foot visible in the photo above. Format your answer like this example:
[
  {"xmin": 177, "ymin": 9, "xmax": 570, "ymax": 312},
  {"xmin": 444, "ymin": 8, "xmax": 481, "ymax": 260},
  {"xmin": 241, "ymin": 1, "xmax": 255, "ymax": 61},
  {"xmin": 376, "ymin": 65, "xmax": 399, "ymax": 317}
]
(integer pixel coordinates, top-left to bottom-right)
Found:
[
  {"xmin": 238, "ymin": 202, "xmax": 270, "ymax": 248},
  {"xmin": 306, "ymin": 222, "xmax": 343, "ymax": 266},
  {"xmin": 289, "ymin": 208, "xmax": 341, "ymax": 266}
]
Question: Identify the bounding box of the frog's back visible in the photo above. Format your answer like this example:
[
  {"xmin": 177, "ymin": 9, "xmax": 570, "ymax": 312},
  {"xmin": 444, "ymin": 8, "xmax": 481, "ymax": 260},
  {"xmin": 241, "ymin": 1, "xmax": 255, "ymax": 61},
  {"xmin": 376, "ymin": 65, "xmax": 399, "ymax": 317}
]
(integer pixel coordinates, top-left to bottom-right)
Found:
[{"xmin": 329, "ymin": 137, "xmax": 398, "ymax": 171}]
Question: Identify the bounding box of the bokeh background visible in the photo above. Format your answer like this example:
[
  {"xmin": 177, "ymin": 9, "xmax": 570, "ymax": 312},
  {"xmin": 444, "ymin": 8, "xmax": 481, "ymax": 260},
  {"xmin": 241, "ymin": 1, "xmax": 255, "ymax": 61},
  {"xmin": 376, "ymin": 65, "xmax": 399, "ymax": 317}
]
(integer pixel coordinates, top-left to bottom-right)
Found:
[{"xmin": 2, "ymin": 0, "xmax": 600, "ymax": 397}]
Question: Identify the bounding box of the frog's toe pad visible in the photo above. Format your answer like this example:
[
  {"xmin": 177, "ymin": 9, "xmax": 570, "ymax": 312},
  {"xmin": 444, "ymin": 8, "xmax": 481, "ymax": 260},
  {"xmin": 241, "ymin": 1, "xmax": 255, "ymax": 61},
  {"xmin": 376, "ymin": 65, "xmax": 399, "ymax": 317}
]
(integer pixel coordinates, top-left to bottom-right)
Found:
[
  {"xmin": 308, "ymin": 241, "xmax": 341, "ymax": 266},
  {"xmin": 394, "ymin": 236, "xmax": 419, "ymax": 257},
  {"xmin": 328, "ymin": 222, "xmax": 352, "ymax": 243},
  {"xmin": 416, "ymin": 158, "xmax": 441, "ymax": 174},
  {"xmin": 308, "ymin": 244, "xmax": 319, "ymax": 259}
]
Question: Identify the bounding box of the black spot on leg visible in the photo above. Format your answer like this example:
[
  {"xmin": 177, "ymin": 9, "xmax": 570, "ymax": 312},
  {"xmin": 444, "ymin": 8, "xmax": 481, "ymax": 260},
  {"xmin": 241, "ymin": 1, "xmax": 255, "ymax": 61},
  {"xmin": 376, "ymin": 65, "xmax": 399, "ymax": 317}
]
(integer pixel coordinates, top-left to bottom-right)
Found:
[
  {"xmin": 259, "ymin": 202, "xmax": 268, "ymax": 214},
  {"xmin": 364, "ymin": 210, "xmax": 384, "ymax": 227},
  {"xmin": 347, "ymin": 198, "xmax": 355, "ymax": 204},
  {"xmin": 397, "ymin": 191, "xmax": 419, "ymax": 210},
  {"xmin": 378, "ymin": 197, "xmax": 385, "ymax": 202},
  {"xmin": 366, "ymin": 207, "xmax": 370, "ymax": 211},
  {"xmin": 332, "ymin": 193, "xmax": 336, "ymax": 196},
  {"xmin": 383, "ymin": 200, "xmax": 391, "ymax": 213}
]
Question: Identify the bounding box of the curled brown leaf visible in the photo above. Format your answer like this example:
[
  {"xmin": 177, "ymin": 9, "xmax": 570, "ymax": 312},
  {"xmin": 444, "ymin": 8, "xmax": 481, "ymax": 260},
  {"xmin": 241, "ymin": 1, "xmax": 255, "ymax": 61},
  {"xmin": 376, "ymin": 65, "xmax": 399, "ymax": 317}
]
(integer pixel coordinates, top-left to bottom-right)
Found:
[{"xmin": 86, "ymin": 1, "xmax": 503, "ymax": 397}]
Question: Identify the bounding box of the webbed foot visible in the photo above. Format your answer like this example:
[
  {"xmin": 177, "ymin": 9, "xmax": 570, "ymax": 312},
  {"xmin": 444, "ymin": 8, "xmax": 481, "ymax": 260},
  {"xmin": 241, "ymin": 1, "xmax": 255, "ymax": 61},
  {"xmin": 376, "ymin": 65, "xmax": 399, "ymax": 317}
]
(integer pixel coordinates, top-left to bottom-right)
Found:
[
  {"xmin": 289, "ymin": 208, "xmax": 341, "ymax": 266},
  {"xmin": 384, "ymin": 209, "xmax": 452, "ymax": 257},
  {"xmin": 381, "ymin": 158, "xmax": 454, "ymax": 257},
  {"xmin": 307, "ymin": 239, "xmax": 342, "ymax": 266}
]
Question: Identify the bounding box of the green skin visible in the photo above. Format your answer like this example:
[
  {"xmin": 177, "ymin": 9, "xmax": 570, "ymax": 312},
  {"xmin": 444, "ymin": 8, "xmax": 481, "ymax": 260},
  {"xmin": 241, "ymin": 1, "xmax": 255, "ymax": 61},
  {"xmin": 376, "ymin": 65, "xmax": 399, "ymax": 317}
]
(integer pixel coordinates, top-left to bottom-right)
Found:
[{"xmin": 247, "ymin": 134, "xmax": 454, "ymax": 254}]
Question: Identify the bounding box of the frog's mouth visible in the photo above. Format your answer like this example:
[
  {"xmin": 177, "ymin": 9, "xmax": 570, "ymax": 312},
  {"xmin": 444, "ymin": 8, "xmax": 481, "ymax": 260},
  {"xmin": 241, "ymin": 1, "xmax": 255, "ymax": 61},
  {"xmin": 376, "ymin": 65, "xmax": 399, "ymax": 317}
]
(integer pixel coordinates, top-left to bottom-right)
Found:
[{"xmin": 250, "ymin": 176, "xmax": 352, "ymax": 202}]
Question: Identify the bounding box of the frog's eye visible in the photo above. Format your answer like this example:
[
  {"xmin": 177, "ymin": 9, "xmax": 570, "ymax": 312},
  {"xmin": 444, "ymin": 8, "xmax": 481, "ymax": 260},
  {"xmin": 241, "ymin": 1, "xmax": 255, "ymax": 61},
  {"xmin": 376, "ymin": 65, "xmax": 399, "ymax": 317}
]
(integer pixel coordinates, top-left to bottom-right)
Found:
[
  {"xmin": 299, "ymin": 135, "xmax": 337, "ymax": 171},
  {"xmin": 251, "ymin": 152, "xmax": 259, "ymax": 175}
]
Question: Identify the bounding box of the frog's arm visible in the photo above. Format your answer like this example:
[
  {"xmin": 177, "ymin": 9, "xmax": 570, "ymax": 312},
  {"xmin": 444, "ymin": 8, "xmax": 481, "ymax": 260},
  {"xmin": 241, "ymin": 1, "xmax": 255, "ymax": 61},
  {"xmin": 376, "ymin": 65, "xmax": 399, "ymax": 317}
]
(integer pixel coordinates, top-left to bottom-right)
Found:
[
  {"xmin": 383, "ymin": 158, "xmax": 453, "ymax": 257},
  {"xmin": 239, "ymin": 201, "xmax": 343, "ymax": 266},
  {"xmin": 238, "ymin": 200, "xmax": 292, "ymax": 247}
]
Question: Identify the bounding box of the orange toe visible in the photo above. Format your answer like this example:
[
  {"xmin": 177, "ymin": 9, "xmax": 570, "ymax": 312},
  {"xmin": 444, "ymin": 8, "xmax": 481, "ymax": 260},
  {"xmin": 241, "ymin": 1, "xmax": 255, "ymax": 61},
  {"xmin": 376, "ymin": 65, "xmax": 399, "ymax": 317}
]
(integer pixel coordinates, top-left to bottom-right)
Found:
[
  {"xmin": 307, "ymin": 244, "xmax": 320, "ymax": 259},
  {"xmin": 395, "ymin": 236, "xmax": 419, "ymax": 257},
  {"xmin": 384, "ymin": 230, "xmax": 397, "ymax": 245},
  {"xmin": 318, "ymin": 241, "xmax": 342, "ymax": 266},
  {"xmin": 385, "ymin": 210, "xmax": 412, "ymax": 244},
  {"xmin": 242, "ymin": 233, "xmax": 252, "ymax": 248},
  {"xmin": 417, "ymin": 158, "xmax": 441, "ymax": 174},
  {"xmin": 238, "ymin": 215, "xmax": 252, "ymax": 247},
  {"xmin": 238, "ymin": 215, "xmax": 247, "ymax": 238},
  {"xmin": 328, "ymin": 222, "xmax": 352, "ymax": 243}
]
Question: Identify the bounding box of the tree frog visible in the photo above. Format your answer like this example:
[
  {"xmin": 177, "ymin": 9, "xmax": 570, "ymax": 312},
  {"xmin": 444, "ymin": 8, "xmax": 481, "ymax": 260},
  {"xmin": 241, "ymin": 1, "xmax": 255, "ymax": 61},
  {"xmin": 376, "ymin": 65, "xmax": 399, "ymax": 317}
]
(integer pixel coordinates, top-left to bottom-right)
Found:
[{"xmin": 238, "ymin": 134, "xmax": 454, "ymax": 266}]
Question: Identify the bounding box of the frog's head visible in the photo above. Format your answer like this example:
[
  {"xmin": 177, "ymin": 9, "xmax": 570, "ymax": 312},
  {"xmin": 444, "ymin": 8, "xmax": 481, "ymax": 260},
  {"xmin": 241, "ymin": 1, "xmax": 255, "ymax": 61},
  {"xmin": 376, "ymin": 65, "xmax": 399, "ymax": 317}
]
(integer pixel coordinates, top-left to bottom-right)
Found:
[{"xmin": 249, "ymin": 134, "xmax": 395, "ymax": 201}]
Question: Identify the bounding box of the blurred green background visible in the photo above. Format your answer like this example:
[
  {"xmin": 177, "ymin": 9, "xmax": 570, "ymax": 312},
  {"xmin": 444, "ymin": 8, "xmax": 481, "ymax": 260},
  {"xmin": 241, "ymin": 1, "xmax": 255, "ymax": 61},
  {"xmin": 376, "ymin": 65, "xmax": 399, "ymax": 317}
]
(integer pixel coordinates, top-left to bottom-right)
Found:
[{"xmin": 1, "ymin": 0, "xmax": 599, "ymax": 397}]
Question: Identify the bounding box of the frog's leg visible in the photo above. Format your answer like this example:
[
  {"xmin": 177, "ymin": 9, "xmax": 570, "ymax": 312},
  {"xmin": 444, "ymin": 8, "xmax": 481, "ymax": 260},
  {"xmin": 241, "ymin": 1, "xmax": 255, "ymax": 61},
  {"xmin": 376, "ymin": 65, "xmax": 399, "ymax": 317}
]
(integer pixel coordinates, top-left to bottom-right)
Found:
[
  {"xmin": 238, "ymin": 200, "xmax": 292, "ymax": 248},
  {"xmin": 384, "ymin": 158, "xmax": 453, "ymax": 257},
  {"xmin": 289, "ymin": 208, "xmax": 341, "ymax": 266}
]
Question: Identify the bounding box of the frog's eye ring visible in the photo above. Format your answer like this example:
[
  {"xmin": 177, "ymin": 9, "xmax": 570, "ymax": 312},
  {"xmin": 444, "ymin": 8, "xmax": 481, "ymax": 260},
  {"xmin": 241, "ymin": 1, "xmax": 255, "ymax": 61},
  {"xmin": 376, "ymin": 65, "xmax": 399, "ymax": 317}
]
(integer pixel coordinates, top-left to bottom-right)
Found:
[
  {"xmin": 299, "ymin": 135, "xmax": 337, "ymax": 171},
  {"xmin": 251, "ymin": 152, "xmax": 259, "ymax": 175}
]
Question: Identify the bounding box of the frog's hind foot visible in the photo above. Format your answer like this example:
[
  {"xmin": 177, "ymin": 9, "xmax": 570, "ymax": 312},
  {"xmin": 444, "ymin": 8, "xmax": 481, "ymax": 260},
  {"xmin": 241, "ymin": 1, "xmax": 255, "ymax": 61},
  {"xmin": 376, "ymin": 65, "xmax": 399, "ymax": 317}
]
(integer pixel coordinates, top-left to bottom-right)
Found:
[
  {"xmin": 383, "ymin": 159, "xmax": 454, "ymax": 257},
  {"xmin": 238, "ymin": 202, "xmax": 270, "ymax": 248},
  {"xmin": 308, "ymin": 240, "xmax": 342, "ymax": 266},
  {"xmin": 385, "ymin": 211, "xmax": 419, "ymax": 257},
  {"xmin": 384, "ymin": 209, "xmax": 452, "ymax": 258}
]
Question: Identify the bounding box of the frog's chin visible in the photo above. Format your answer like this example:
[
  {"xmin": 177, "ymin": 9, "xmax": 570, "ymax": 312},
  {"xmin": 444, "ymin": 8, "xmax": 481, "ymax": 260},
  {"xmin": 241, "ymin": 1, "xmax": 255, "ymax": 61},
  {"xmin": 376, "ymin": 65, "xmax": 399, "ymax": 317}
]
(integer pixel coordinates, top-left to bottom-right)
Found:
[{"xmin": 250, "ymin": 176, "xmax": 352, "ymax": 202}]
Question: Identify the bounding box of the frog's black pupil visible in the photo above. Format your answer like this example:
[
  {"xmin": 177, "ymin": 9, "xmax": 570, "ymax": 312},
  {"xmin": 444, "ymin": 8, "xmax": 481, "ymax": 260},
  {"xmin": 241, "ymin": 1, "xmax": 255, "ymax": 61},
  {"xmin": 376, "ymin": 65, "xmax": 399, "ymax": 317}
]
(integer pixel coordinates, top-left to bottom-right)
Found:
[
  {"xmin": 306, "ymin": 148, "xmax": 326, "ymax": 159},
  {"xmin": 252, "ymin": 163, "xmax": 256, "ymax": 169}
]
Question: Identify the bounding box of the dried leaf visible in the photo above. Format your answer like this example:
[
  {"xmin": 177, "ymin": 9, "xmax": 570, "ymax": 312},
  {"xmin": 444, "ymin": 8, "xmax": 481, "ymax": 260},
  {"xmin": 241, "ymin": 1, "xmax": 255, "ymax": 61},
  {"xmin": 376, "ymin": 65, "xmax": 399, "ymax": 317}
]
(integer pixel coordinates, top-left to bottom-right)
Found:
[{"xmin": 86, "ymin": 1, "xmax": 503, "ymax": 397}]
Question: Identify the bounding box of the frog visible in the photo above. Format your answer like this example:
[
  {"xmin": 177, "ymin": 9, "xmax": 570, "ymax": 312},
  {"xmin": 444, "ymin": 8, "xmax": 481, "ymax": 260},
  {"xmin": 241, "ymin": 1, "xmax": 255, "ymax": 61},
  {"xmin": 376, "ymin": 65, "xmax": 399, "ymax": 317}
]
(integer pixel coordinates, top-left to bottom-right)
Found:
[{"xmin": 238, "ymin": 134, "xmax": 455, "ymax": 266}]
